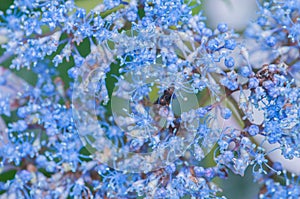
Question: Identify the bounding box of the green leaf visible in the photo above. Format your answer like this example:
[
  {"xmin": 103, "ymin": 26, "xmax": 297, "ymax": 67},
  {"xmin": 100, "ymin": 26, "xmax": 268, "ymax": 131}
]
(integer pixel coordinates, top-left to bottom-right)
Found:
[
  {"xmin": 0, "ymin": 169, "xmax": 17, "ymax": 182},
  {"xmin": 75, "ymin": 0, "xmax": 103, "ymax": 13},
  {"xmin": 0, "ymin": 0, "xmax": 13, "ymax": 12}
]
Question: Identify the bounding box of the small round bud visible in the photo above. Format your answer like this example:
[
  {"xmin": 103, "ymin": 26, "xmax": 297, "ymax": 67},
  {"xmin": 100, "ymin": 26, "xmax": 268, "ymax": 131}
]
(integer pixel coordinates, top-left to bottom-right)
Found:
[
  {"xmin": 224, "ymin": 57, "xmax": 235, "ymax": 68},
  {"xmin": 248, "ymin": 125, "xmax": 259, "ymax": 136},
  {"xmin": 217, "ymin": 23, "xmax": 228, "ymax": 33}
]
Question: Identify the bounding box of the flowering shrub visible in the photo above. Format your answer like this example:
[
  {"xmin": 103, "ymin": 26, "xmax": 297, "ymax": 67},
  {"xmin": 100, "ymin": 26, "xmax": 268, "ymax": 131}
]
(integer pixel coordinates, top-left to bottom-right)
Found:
[{"xmin": 0, "ymin": 0, "xmax": 299, "ymax": 198}]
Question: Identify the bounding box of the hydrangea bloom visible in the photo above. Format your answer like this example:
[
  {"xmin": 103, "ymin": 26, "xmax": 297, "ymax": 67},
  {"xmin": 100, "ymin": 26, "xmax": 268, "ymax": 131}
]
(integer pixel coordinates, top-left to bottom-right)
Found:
[{"xmin": 0, "ymin": 0, "xmax": 299, "ymax": 198}]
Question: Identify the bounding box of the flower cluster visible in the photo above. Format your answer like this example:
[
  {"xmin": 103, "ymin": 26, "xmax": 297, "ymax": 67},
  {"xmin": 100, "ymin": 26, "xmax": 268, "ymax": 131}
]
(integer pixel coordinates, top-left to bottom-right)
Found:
[{"xmin": 0, "ymin": 0, "xmax": 300, "ymax": 198}]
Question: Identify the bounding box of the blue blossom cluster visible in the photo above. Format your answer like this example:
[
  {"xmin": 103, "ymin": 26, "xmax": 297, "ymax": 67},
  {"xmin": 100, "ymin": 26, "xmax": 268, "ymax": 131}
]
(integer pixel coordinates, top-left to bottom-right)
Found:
[
  {"xmin": 0, "ymin": 0, "xmax": 300, "ymax": 198},
  {"xmin": 248, "ymin": 0, "xmax": 300, "ymax": 46}
]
